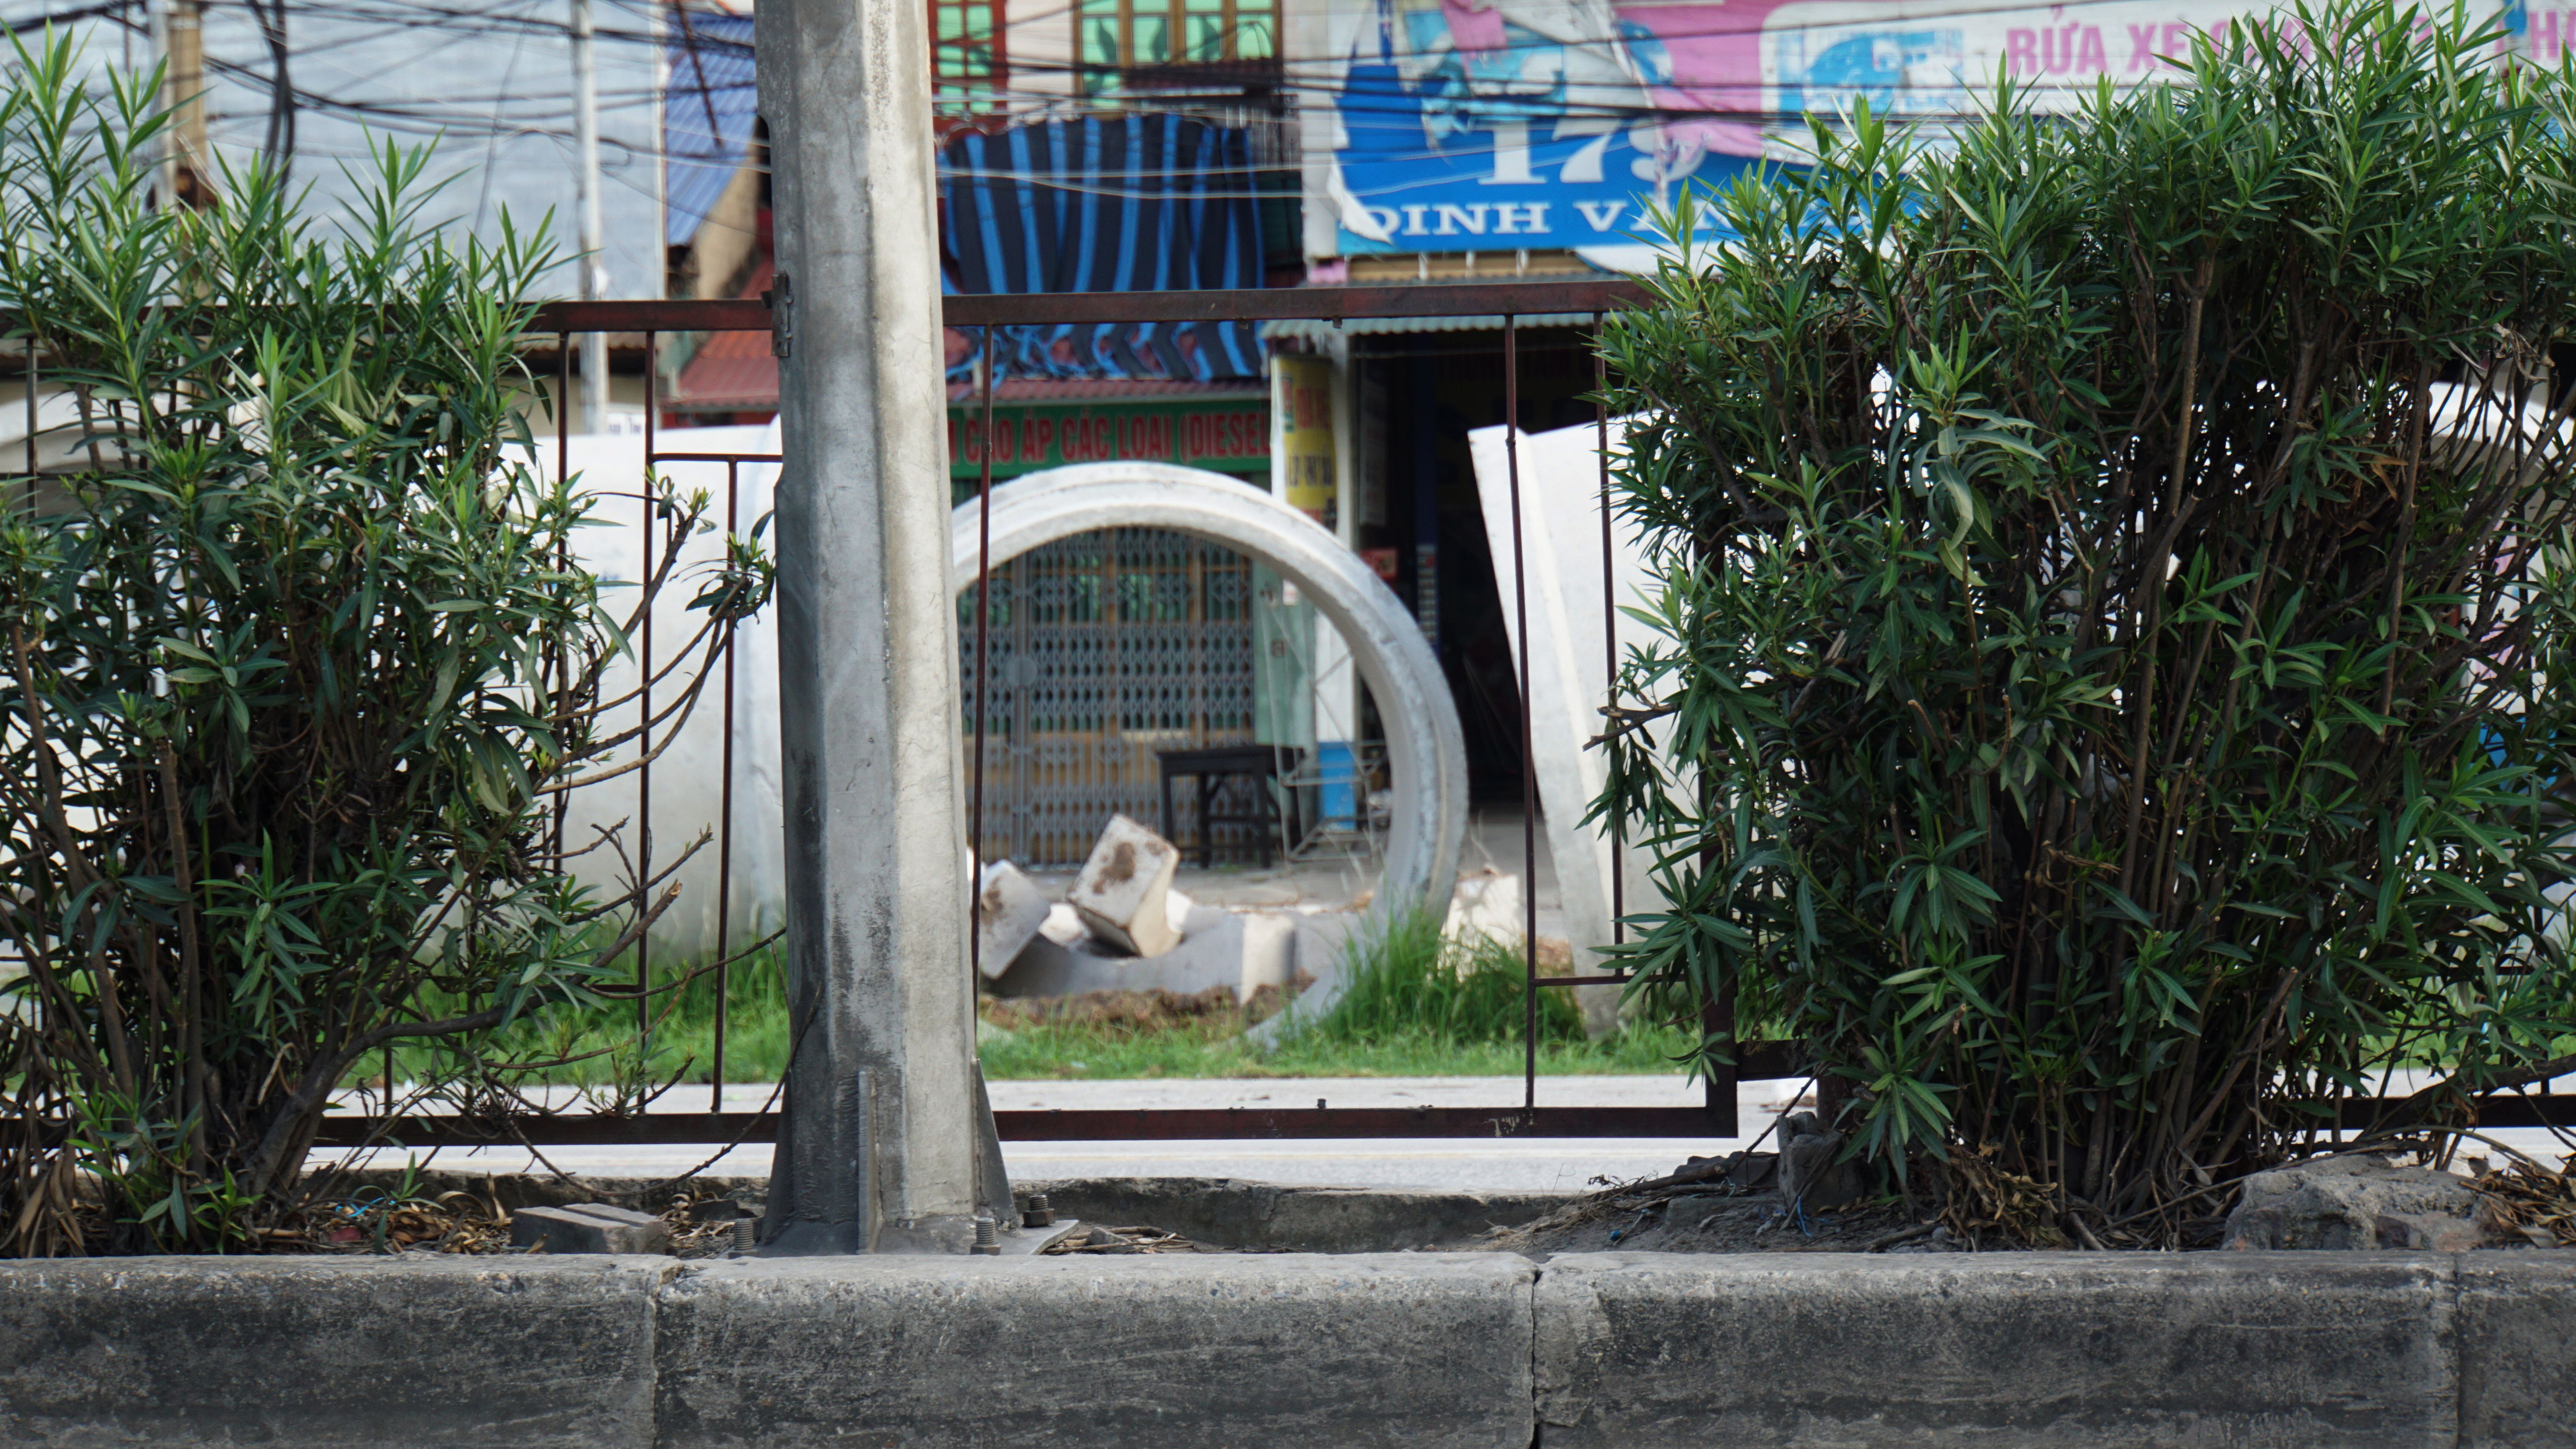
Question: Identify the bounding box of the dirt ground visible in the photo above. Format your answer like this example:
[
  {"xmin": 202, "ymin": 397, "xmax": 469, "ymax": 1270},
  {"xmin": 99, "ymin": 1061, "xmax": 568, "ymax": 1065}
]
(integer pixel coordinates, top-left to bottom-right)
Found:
[{"xmin": 1462, "ymin": 1185, "xmax": 1939, "ymax": 1257}]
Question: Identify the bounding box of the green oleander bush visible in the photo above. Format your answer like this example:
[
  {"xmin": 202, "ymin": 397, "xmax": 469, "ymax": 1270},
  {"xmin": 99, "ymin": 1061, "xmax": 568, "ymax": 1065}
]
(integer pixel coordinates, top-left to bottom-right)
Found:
[
  {"xmin": 0, "ymin": 34, "xmax": 769, "ymax": 1253},
  {"xmin": 1597, "ymin": 0, "xmax": 2576, "ymax": 1243}
]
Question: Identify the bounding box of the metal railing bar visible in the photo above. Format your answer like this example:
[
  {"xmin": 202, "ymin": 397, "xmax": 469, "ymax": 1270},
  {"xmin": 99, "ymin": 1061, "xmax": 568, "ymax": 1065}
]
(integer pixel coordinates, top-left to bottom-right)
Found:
[
  {"xmin": 943, "ymin": 282, "xmax": 1652, "ymax": 327},
  {"xmin": 1595, "ymin": 315, "xmax": 1623, "ymax": 949},
  {"xmin": 310, "ymin": 1104, "xmax": 1746, "ymax": 1148},
  {"xmin": 637, "ymin": 330, "xmax": 659, "ymax": 1052},
  {"xmin": 1505, "ymin": 313, "xmax": 1539, "ymax": 1115},
  {"xmin": 970, "ymin": 327, "xmax": 997, "ymax": 983},
  {"xmin": 307, "ymin": 1088, "xmax": 2576, "ymax": 1149},
  {"xmin": 535, "ymin": 298, "xmax": 774, "ymax": 332},
  {"xmin": 551, "ymin": 331, "xmax": 572, "ymax": 866},
  {"xmin": 528, "ymin": 280, "xmax": 1655, "ymax": 337},
  {"xmin": 11, "ymin": 283, "xmax": 1651, "ymax": 343},
  {"xmin": 711, "ymin": 457, "xmax": 740, "ymax": 1114}
]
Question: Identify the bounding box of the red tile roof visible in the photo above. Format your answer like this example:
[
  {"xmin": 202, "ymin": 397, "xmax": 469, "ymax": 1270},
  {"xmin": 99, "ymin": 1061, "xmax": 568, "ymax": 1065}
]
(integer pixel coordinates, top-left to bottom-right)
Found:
[{"xmin": 666, "ymin": 261, "xmax": 781, "ymax": 412}]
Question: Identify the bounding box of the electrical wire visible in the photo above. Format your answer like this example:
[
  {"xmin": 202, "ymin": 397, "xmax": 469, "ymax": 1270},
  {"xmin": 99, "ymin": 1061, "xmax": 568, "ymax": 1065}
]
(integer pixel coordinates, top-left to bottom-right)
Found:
[
  {"xmin": 0, "ymin": 0, "xmax": 2434, "ymax": 208},
  {"xmin": 29, "ymin": 0, "xmax": 2284, "ymax": 127}
]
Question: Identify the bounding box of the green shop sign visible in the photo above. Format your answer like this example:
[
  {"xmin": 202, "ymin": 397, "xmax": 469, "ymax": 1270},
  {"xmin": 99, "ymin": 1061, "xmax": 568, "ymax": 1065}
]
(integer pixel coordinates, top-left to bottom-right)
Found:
[{"xmin": 946, "ymin": 395, "xmax": 1270, "ymax": 481}]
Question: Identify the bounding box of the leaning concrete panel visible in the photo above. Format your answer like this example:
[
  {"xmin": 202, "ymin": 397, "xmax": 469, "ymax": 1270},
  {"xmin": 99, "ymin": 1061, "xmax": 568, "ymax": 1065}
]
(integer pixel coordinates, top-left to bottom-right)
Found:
[
  {"xmin": 1465, "ymin": 418, "xmax": 1662, "ymax": 1035},
  {"xmin": 1533, "ymin": 1252, "xmax": 2455, "ymax": 1449},
  {"xmin": 0, "ymin": 1255, "xmax": 666, "ymax": 1448},
  {"xmin": 652, "ymin": 1253, "xmax": 1534, "ymax": 1448},
  {"xmin": 2458, "ymin": 1254, "xmax": 2576, "ymax": 1448}
]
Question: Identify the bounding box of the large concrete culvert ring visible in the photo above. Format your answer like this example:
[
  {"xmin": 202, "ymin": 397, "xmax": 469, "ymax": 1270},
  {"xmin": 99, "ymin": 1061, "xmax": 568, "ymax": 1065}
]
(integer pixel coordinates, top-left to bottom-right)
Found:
[{"xmin": 949, "ymin": 463, "xmax": 1466, "ymax": 924}]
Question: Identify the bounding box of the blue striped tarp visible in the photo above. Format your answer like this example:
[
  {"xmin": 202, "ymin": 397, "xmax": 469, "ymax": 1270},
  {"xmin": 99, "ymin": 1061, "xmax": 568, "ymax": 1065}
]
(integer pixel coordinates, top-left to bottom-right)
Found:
[{"xmin": 942, "ymin": 114, "xmax": 1267, "ymax": 384}]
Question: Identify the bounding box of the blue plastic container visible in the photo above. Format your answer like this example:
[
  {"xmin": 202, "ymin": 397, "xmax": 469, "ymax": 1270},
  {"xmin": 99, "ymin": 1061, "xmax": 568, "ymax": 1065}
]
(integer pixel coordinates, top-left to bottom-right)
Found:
[{"xmin": 1317, "ymin": 740, "xmax": 1358, "ymax": 829}]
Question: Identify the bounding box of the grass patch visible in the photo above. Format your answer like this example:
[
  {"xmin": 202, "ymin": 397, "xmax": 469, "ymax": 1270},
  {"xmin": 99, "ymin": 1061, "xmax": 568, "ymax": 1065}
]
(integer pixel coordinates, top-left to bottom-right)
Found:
[
  {"xmin": 982, "ymin": 903, "xmax": 1697, "ymax": 1079},
  {"xmin": 371, "ymin": 946, "xmax": 796, "ymax": 1094},
  {"xmin": 978, "ymin": 1020, "xmax": 1693, "ymax": 1079},
  {"xmin": 374, "ymin": 907, "xmax": 1698, "ymax": 1088},
  {"xmin": 1303, "ymin": 900, "xmax": 1586, "ymax": 1046}
]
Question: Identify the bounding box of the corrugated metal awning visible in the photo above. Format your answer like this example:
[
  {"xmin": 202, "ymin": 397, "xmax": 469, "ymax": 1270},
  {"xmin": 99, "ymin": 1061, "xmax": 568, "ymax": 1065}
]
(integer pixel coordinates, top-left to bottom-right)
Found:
[
  {"xmin": 944, "ymin": 379, "xmax": 1268, "ymax": 404},
  {"xmin": 1260, "ymin": 311, "xmax": 1599, "ymax": 341},
  {"xmin": 664, "ymin": 14, "xmax": 756, "ymax": 248}
]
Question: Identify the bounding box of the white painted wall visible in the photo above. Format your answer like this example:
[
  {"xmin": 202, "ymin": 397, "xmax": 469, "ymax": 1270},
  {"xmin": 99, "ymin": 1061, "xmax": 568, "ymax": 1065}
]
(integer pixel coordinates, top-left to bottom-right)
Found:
[{"xmin": 537, "ymin": 424, "xmax": 785, "ymax": 963}]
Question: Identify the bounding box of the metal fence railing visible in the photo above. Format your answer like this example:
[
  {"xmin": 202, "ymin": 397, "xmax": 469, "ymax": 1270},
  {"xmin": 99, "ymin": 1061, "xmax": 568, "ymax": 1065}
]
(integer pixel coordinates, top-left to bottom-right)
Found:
[{"xmin": 295, "ymin": 282, "xmax": 2573, "ymax": 1151}]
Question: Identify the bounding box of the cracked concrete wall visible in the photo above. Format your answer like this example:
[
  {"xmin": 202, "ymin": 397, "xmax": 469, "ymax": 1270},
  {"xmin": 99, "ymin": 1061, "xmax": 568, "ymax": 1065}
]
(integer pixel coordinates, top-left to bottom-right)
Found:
[{"xmin": 0, "ymin": 1251, "xmax": 2568, "ymax": 1447}]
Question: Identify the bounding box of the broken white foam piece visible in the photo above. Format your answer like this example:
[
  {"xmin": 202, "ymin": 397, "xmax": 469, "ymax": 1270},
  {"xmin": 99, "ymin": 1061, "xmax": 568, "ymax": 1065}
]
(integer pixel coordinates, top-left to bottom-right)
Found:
[
  {"xmin": 1068, "ymin": 813, "xmax": 1183, "ymax": 956},
  {"xmin": 1236, "ymin": 911, "xmax": 1295, "ymax": 997},
  {"xmin": 974, "ymin": 859, "xmax": 1052, "ymax": 980},
  {"xmin": 1038, "ymin": 902, "xmax": 1086, "ymax": 947},
  {"xmin": 1443, "ymin": 867, "xmax": 1524, "ymax": 961}
]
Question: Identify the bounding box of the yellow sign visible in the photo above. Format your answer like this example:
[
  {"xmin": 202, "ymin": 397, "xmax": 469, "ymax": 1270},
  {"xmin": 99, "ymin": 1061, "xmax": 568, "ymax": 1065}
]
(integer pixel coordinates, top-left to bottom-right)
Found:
[{"xmin": 1276, "ymin": 356, "xmax": 1337, "ymax": 526}]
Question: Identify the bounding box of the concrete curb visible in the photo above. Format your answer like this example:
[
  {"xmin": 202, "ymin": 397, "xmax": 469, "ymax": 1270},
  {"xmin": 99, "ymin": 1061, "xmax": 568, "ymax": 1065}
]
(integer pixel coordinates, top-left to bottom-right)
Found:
[
  {"xmin": 1536, "ymin": 1252, "xmax": 2462, "ymax": 1448},
  {"xmin": 655, "ymin": 1254, "xmax": 1535, "ymax": 1447},
  {"xmin": 0, "ymin": 1255, "xmax": 669, "ymax": 1448},
  {"xmin": 0, "ymin": 1249, "xmax": 2567, "ymax": 1447},
  {"xmin": 2457, "ymin": 1255, "xmax": 2576, "ymax": 1448}
]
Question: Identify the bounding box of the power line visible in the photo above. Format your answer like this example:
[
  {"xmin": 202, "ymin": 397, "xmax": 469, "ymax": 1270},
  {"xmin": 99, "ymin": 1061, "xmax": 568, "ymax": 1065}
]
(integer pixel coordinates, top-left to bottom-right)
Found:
[{"xmin": 5, "ymin": 0, "xmax": 2385, "ymax": 209}]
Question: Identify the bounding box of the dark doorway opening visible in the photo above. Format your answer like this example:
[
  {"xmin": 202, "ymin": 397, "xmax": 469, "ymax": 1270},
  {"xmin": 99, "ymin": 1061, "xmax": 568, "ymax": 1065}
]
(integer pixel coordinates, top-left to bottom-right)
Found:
[{"xmin": 1349, "ymin": 326, "xmax": 1601, "ymax": 806}]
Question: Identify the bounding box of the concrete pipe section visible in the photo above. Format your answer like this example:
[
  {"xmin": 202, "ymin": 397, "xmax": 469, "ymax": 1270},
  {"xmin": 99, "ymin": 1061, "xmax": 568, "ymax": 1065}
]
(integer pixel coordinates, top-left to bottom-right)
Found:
[{"xmin": 949, "ymin": 463, "xmax": 1466, "ymax": 926}]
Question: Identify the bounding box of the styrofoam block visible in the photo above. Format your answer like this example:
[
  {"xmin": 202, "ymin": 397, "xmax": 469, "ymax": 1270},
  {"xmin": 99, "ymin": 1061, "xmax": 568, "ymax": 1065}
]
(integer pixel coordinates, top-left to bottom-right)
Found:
[
  {"xmin": 1069, "ymin": 814, "xmax": 1182, "ymax": 957},
  {"xmin": 975, "ymin": 859, "xmax": 1053, "ymax": 980},
  {"xmin": 1039, "ymin": 902, "xmax": 1085, "ymax": 946},
  {"xmin": 1243, "ymin": 912, "xmax": 1367, "ymax": 1047},
  {"xmin": 1443, "ymin": 868, "xmax": 1525, "ymax": 958}
]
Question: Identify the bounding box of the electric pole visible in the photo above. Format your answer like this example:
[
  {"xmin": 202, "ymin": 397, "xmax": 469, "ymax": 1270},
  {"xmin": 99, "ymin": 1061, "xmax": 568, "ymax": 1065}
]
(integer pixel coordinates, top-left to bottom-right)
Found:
[
  {"xmin": 572, "ymin": 0, "xmax": 610, "ymax": 429},
  {"xmin": 150, "ymin": 0, "xmax": 207, "ymax": 208},
  {"xmin": 757, "ymin": 0, "xmax": 1000, "ymax": 1252}
]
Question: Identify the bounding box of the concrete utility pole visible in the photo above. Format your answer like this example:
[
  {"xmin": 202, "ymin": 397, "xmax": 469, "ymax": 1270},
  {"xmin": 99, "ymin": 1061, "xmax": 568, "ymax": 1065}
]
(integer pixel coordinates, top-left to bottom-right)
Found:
[
  {"xmin": 149, "ymin": 0, "xmax": 207, "ymax": 208},
  {"xmin": 571, "ymin": 0, "xmax": 610, "ymax": 429},
  {"xmin": 755, "ymin": 0, "xmax": 995, "ymax": 1252}
]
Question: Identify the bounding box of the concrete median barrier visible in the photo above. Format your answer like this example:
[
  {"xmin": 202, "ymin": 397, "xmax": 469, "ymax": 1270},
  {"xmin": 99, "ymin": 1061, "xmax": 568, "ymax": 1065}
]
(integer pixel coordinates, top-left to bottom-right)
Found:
[
  {"xmin": 1533, "ymin": 1252, "xmax": 2461, "ymax": 1448},
  {"xmin": 0, "ymin": 1255, "xmax": 668, "ymax": 1447},
  {"xmin": 2458, "ymin": 1254, "xmax": 2576, "ymax": 1449},
  {"xmin": 651, "ymin": 1253, "xmax": 1537, "ymax": 1449},
  {"xmin": 0, "ymin": 1246, "xmax": 2569, "ymax": 1447}
]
